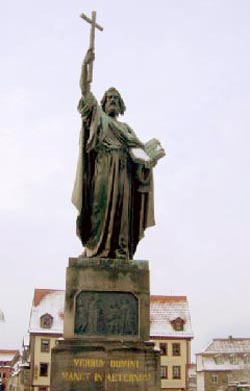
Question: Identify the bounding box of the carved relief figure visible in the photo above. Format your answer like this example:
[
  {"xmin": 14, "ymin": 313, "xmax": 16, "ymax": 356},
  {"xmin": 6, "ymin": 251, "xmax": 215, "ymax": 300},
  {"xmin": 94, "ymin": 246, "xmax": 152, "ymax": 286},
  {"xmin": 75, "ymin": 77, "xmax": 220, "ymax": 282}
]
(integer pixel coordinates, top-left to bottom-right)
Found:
[{"xmin": 120, "ymin": 298, "xmax": 134, "ymax": 334}]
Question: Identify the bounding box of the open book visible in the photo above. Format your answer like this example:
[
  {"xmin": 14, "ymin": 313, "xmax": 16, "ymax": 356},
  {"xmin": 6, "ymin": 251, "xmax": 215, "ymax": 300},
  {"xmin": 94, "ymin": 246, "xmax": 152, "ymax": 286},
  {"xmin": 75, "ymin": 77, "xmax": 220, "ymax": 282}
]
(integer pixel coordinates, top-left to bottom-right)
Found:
[{"xmin": 130, "ymin": 138, "xmax": 165, "ymax": 166}]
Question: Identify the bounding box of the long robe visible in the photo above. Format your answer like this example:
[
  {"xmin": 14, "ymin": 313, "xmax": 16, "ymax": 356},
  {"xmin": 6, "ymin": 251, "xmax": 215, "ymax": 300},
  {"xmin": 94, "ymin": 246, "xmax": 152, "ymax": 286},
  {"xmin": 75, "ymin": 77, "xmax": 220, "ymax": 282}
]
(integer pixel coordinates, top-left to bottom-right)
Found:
[{"xmin": 72, "ymin": 92, "xmax": 155, "ymax": 259}]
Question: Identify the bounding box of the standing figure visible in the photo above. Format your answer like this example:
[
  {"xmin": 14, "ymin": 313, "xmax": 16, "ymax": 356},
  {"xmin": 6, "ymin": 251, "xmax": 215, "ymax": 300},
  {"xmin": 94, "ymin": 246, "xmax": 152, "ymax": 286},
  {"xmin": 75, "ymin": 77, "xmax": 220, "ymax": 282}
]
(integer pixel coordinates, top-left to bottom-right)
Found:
[{"xmin": 72, "ymin": 45, "xmax": 164, "ymax": 259}]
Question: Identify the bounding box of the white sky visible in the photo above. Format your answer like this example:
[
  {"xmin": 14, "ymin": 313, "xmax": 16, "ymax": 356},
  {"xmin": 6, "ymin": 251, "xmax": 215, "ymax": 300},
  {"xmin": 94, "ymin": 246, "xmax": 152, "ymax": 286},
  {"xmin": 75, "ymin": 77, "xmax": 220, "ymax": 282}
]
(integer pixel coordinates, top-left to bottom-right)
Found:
[{"xmin": 1, "ymin": 0, "xmax": 250, "ymax": 358}]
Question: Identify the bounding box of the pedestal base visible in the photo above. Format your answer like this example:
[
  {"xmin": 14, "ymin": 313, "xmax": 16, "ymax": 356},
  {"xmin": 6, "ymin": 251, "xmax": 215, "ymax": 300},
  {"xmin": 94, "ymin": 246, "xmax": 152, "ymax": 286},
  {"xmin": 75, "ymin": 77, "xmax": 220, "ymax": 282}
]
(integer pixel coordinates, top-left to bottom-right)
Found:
[
  {"xmin": 51, "ymin": 339, "xmax": 160, "ymax": 391},
  {"xmin": 51, "ymin": 257, "xmax": 160, "ymax": 391}
]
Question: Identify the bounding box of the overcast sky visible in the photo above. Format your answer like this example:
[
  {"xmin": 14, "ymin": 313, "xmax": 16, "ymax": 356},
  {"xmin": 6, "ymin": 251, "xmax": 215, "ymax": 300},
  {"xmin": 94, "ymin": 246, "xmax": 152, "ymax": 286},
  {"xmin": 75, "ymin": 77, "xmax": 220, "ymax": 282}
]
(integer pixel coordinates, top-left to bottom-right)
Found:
[{"xmin": 1, "ymin": 0, "xmax": 250, "ymax": 358}]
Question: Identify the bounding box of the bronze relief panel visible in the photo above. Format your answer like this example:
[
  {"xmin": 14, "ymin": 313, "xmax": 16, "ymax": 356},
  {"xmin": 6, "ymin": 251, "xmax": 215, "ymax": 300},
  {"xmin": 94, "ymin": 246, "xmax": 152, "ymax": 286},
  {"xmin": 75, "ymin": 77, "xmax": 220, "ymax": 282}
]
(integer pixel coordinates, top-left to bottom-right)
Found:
[{"xmin": 75, "ymin": 291, "xmax": 138, "ymax": 336}]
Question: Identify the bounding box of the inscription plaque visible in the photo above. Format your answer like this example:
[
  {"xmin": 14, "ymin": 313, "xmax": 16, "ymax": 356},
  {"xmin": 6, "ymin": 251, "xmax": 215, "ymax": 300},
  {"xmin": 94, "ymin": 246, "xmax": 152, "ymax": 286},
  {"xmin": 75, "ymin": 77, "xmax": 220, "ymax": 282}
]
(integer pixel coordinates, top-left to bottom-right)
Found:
[{"xmin": 75, "ymin": 291, "xmax": 138, "ymax": 336}]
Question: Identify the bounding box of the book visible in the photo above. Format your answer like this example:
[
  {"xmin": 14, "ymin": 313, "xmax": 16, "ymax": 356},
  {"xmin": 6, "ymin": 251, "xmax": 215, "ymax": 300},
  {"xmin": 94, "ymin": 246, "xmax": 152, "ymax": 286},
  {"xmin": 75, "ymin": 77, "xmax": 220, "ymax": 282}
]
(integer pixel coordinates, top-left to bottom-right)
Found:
[{"xmin": 130, "ymin": 138, "xmax": 165, "ymax": 166}]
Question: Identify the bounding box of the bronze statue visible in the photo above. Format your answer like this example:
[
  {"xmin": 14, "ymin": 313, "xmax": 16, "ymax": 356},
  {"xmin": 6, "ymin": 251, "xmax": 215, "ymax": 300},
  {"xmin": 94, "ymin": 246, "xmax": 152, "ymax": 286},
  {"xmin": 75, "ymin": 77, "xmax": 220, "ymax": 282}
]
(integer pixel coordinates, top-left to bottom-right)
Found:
[{"xmin": 72, "ymin": 12, "xmax": 165, "ymax": 260}]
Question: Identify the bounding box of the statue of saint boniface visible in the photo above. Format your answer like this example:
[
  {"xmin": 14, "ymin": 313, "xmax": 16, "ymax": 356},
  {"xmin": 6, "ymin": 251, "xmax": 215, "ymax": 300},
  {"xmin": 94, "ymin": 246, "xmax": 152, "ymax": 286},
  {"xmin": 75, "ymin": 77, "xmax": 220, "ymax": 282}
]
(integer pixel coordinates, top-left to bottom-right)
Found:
[{"xmin": 72, "ymin": 13, "xmax": 165, "ymax": 260}]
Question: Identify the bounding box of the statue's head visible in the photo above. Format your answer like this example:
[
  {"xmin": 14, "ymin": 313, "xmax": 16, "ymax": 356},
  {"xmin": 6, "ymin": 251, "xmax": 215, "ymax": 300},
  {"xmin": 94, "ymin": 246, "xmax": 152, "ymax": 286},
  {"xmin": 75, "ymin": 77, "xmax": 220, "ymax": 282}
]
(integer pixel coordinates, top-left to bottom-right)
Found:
[{"xmin": 101, "ymin": 87, "xmax": 126, "ymax": 117}]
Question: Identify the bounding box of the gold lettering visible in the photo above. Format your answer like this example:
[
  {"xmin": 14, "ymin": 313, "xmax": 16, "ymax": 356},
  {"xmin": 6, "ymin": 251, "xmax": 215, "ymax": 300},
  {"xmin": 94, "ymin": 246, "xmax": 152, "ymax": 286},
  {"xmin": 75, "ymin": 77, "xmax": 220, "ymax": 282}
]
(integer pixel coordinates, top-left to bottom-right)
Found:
[
  {"xmin": 73, "ymin": 358, "xmax": 104, "ymax": 368},
  {"xmin": 74, "ymin": 373, "xmax": 80, "ymax": 381},
  {"xmin": 74, "ymin": 359, "xmax": 80, "ymax": 367},
  {"xmin": 109, "ymin": 360, "xmax": 140, "ymax": 368},
  {"xmin": 105, "ymin": 372, "xmax": 151, "ymax": 383},
  {"xmin": 123, "ymin": 373, "xmax": 129, "ymax": 382},
  {"xmin": 94, "ymin": 373, "xmax": 103, "ymax": 382},
  {"xmin": 62, "ymin": 369, "xmax": 151, "ymax": 384},
  {"xmin": 61, "ymin": 371, "xmax": 91, "ymax": 382},
  {"xmin": 61, "ymin": 371, "xmax": 69, "ymax": 381}
]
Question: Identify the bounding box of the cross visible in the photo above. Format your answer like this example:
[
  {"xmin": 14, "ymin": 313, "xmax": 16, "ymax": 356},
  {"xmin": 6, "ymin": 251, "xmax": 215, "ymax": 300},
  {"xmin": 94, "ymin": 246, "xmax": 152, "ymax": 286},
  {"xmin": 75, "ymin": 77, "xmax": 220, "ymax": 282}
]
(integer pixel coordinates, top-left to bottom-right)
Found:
[{"xmin": 80, "ymin": 11, "xmax": 104, "ymax": 83}]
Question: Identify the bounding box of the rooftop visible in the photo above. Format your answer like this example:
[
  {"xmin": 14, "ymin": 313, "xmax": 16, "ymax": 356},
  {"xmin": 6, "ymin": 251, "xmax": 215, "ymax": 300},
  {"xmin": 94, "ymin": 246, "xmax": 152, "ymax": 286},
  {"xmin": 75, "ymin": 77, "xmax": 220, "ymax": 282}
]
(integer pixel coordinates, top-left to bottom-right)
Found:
[
  {"xmin": 150, "ymin": 295, "xmax": 193, "ymax": 338},
  {"xmin": 203, "ymin": 338, "xmax": 250, "ymax": 354},
  {"xmin": 197, "ymin": 338, "xmax": 250, "ymax": 372},
  {"xmin": 0, "ymin": 350, "xmax": 19, "ymax": 363},
  {"xmin": 29, "ymin": 289, "xmax": 65, "ymax": 334}
]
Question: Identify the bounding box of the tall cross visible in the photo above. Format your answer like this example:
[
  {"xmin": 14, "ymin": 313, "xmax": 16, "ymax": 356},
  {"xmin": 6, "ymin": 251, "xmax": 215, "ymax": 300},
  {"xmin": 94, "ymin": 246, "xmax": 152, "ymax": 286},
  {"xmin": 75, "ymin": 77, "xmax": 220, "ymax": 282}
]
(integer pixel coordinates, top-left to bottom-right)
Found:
[{"xmin": 80, "ymin": 11, "xmax": 104, "ymax": 83}]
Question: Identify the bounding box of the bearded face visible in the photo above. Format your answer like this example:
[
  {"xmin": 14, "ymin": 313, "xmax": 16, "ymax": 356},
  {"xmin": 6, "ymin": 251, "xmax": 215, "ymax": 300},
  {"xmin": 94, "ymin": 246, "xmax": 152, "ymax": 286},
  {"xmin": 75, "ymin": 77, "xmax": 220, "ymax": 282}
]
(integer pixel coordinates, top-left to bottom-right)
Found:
[{"xmin": 104, "ymin": 91, "xmax": 120, "ymax": 117}]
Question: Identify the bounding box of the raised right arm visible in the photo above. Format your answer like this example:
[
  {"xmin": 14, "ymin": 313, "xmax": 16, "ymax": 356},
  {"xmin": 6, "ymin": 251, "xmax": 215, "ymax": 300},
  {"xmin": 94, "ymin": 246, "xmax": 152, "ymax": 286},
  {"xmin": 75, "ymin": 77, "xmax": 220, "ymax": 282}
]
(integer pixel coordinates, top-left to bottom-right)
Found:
[{"xmin": 80, "ymin": 48, "xmax": 95, "ymax": 96}]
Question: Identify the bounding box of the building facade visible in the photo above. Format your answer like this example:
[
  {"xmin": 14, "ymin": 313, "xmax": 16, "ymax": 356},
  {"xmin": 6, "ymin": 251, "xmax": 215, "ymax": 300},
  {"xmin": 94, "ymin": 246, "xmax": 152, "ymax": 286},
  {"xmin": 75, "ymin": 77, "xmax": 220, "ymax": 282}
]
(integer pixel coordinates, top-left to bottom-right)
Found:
[
  {"xmin": 196, "ymin": 337, "xmax": 250, "ymax": 391},
  {"xmin": 150, "ymin": 296, "xmax": 194, "ymax": 391},
  {"xmin": 28, "ymin": 289, "xmax": 64, "ymax": 391},
  {"xmin": 187, "ymin": 363, "xmax": 197, "ymax": 391},
  {"xmin": 0, "ymin": 350, "xmax": 20, "ymax": 390},
  {"xmin": 6, "ymin": 335, "xmax": 31, "ymax": 391}
]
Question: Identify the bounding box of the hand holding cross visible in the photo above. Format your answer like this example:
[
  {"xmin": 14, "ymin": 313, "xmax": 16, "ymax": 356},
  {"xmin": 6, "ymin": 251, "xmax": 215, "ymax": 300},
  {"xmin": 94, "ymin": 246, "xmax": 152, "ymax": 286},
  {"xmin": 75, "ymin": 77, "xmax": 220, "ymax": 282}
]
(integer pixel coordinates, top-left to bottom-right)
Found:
[{"xmin": 80, "ymin": 11, "xmax": 103, "ymax": 84}]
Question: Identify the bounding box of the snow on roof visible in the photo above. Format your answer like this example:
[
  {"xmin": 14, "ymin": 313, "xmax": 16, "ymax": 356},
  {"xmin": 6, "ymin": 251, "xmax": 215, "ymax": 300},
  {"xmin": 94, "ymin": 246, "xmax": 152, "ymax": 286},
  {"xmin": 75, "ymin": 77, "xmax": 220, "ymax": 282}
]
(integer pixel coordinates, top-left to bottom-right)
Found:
[
  {"xmin": 150, "ymin": 295, "xmax": 193, "ymax": 338},
  {"xmin": 0, "ymin": 350, "xmax": 19, "ymax": 363},
  {"xmin": 197, "ymin": 338, "xmax": 250, "ymax": 371},
  {"xmin": 203, "ymin": 338, "xmax": 250, "ymax": 354},
  {"xmin": 29, "ymin": 289, "xmax": 65, "ymax": 334}
]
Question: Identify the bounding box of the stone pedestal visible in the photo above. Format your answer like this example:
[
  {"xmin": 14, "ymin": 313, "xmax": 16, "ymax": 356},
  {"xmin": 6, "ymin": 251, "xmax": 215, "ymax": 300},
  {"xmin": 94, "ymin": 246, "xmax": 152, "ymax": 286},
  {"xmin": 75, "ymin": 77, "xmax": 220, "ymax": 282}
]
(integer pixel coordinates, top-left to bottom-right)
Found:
[{"xmin": 51, "ymin": 257, "xmax": 160, "ymax": 391}]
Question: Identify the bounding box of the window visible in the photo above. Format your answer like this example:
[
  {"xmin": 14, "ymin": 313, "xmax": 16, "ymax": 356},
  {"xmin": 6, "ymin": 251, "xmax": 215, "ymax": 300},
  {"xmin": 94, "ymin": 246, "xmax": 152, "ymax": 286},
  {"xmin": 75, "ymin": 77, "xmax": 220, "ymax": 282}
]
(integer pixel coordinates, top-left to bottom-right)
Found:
[
  {"xmin": 40, "ymin": 313, "xmax": 53, "ymax": 329},
  {"xmin": 211, "ymin": 374, "xmax": 218, "ymax": 384},
  {"xmin": 244, "ymin": 355, "xmax": 250, "ymax": 364},
  {"xmin": 41, "ymin": 339, "xmax": 50, "ymax": 353},
  {"xmin": 39, "ymin": 388, "xmax": 48, "ymax": 391},
  {"xmin": 172, "ymin": 343, "xmax": 181, "ymax": 356},
  {"xmin": 160, "ymin": 366, "xmax": 168, "ymax": 379},
  {"xmin": 171, "ymin": 317, "xmax": 185, "ymax": 331},
  {"xmin": 160, "ymin": 343, "xmax": 167, "ymax": 355},
  {"xmin": 39, "ymin": 363, "xmax": 49, "ymax": 377},
  {"xmin": 173, "ymin": 366, "xmax": 181, "ymax": 379},
  {"xmin": 214, "ymin": 355, "xmax": 224, "ymax": 364},
  {"xmin": 229, "ymin": 355, "xmax": 238, "ymax": 365}
]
